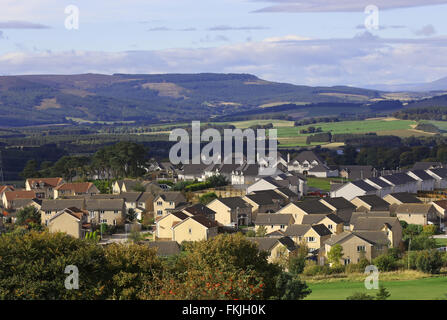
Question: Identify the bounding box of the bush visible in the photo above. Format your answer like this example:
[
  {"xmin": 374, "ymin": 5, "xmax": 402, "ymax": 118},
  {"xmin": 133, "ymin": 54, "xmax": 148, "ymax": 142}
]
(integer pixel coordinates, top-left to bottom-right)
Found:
[
  {"xmin": 289, "ymin": 256, "xmax": 306, "ymax": 275},
  {"xmin": 415, "ymin": 250, "xmax": 443, "ymax": 274},
  {"xmin": 373, "ymin": 254, "xmax": 397, "ymax": 272}
]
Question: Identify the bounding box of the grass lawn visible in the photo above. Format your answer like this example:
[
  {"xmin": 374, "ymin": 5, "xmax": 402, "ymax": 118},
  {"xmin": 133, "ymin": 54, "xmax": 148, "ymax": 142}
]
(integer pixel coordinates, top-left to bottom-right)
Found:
[
  {"xmin": 306, "ymin": 276, "xmax": 447, "ymax": 300},
  {"xmin": 307, "ymin": 177, "xmax": 349, "ymax": 192},
  {"xmin": 435, "ymin": 238, "xmax": 447, "ymax": 247}
]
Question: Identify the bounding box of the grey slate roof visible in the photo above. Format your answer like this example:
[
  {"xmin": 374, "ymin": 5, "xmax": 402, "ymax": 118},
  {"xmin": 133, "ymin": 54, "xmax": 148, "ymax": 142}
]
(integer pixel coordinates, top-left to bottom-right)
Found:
[
  {"xmin": 428, "ymin": 168, "xmax": 447, "ymax": 179},
  {"xmin": 355, "ymin": 195, "xmax": 390, "ymax": 211},
  {"xmin": 366, "ymin": 177, "xmax": 392, "ymax": 188},
  {"xmin": 352, "ymin": 216, "xmax": 400, "ymax": 231},
  {"xmin": 295, "ymin": 200, "xmax": 333, "ymax": 214},
  {"xmin": 380, "ymin": 173, "xmax": 417, "ymax": 185},
  {"xmin": 246, "ymin": 193, "xmax": 275, "ymax": 206},
  {"xmin": 183, "ymin": 203, "xmax": 216, "ymax": 217},
  {"xmin": 85, "ymin": 199, "xmax": 124, "ymax": 211},
  {"xmin": 41, "ymin": 199, "xmax": 85, "ymax": 211},
  {"xmin": 248, "ymin": 236, "xmax": 296, "ymax": 252},
  {"xmin": 408, "ymin": 170, "xmax": 435, "ymax": 181},
  {"xmin": 284, "ymin": 224, "xmax": 311, "ymax": 237},
  {"xmin": 290, "ymin": 151, "xmax": 324, "ymax": 164},
  {"xmin": 321, "ymin": 197, "xmax": 356, "ymax": 210},
  {"xmin": 255, "ymin": 213, "xmax": 293, "ymax": 225},
  {"xmin": 351, "ymin": 180, "xmax": 378, "ymax": 192},
  {"xmin": 386, "ymin": 192, "xmax": 422, "ymax": 204},
  {"xmin": 218, "ymin": 197, "xmax": 251, "ymax": 209}
]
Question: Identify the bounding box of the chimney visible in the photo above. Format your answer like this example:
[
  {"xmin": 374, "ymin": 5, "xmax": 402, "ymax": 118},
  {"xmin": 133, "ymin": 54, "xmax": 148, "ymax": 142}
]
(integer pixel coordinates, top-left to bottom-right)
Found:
[{"xmin": 287, "ymin": 153, "xmax": 290, "ymax": 163}]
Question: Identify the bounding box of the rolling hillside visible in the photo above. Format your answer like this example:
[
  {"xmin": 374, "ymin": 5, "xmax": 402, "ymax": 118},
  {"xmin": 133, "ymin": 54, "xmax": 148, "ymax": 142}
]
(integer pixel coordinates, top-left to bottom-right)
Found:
[{"xmin": 0, "ymin": 73, "xmax": 384, "ymax": 127}]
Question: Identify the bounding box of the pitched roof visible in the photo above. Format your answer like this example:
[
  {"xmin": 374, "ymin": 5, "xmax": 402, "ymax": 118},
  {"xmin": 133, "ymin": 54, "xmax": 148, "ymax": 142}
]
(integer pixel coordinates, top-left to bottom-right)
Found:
[
  {"xmin": 41, "ymin": 199, "xmax": 85, "ymax": 211},
  {"xmin": 311, "ymin": 223, "xmax": 332, "ymax": 237},
  {"xmin": 395, "ymin": 203, "xmax": 434, "ymax": 214},
  {"xmin": 385, "ymin": 192, "xmax": 422, "ymax": 204},
  {"xmin": 217, "ymin": 197, "xmax": 251, "ymax": 209},
  {"xmin": 121, "ymin": 192, "xmax": 143, "ymax": 202},
  {"xmin": 365, "ymin": 177, "xmax": 393, "ymax": 188},
  {"xmin": 26, "ymin": 177, "xmax": 63, "ymax": 188},
  {"xmin": 380, "ymin": 173, "xmax": 417, "ymax": 185},
  {"xmin": 0, "ymin": 185, "xmax": 14, "ymax": 194},
  {"xmin": 433, "ymin": 200, "xmax": 447, "ymax": 209},
  {"xmin": 325, "ymin": 231, "xmax": 389, "ymax": 246},
  {"xmin": 412, "ymin": 162, "xmax": 443, "ymax": 171},
  {"xmin": 157, "ymin": 192, "xmax": 186, "ymax": 203},
  {"xmin": 284, "ymin": 224, "xmax": 311, "ymax": 237},
  {"xmin": 148, "ymin": 241, "xmax": 181, "ymax": 256},
  {"xmin": 252, "ymin": 189, "xmax": 285, "ymax": 201},
  {"xmin": 301, "ymin": 214, "xmax": 328, "ymax": 225},
  {"xmin": 4, "ymin": 190, "xmax": 36, "ymax": 201},
  {"xmin": 170, "ymin": 211, "xmax": 190, "ymax": 220},
  {"xmin": 295, "ymin": 200, "xmax": 333, "ymax": 214},
  {"xmin": 248, "ymin": 236, "xmax": 296, "ymax": 252},
  {"xmin": 290, "ymin": 151, "xmax": 324, "ymax": 164},
  {"xmin": 408, "ymin": 170, "xmax": 435, "ymax": 181},
  {"xmin": 49, "ymin": 207, "xmax": 87, "ymax": 222},
  {"xmin": 275, "ymin": 187, "xmax": 298, "ymax": 198},
  {"xmin": 85, "ymin": 199, "xmax": 124, "ymax": 211},
  {"xmin": 351, "ymin": 180, "xmax": 378, "ymax": 192},
  {"xmin": 255, "ymin": 213, "xmax": 294, "ymax": 225},
  {"xmin": 181, "ymin": 164, "xmax": 208, "ymax": 175},
  {"xmin": 189, "ymin": 215, "xmax": 220, "ymax": 228},
  {"xmin": 355, "ymin": 195, "xmax": 390, "ymax": 211},
  {"xmin": 339, "ymin": 165, "xmax": 373, "ymax": 180},
  {"xmin": 309, "ymin": 164, "xmax": 329, "ymax": 173},
  {"xmin": 428, "ymin": 168, "xmax": 447, "ymax": 179},
  {"xmin": 352, "ymin": 216, "xmax": 400, "ymax": 231},
  {"xmin": 320, "ymin": 197, "xmax": 356, "ymax": 211},
  {"xmin": 245, "ymin": 193, "xmax": 275, "ymax": 206},
  {"xmin": 183, "ymin": 203, "xmax": 216, "ymax": 217},
  {"xmin": 55, "ymin": 182, "xmax": 95, "ymax": 193},
  {"xmin": 9, "ymin": 198, "xmax": 38, "ymax": 209}
]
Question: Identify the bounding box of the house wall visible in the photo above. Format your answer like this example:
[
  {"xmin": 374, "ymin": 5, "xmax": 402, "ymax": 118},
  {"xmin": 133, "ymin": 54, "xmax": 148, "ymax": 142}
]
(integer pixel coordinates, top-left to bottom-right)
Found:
[
  {"xmin": 396, "ymin": 213, "xmax": 427, "ymax": 225},
  {"xmin": 325, "ymin": 236, "xmax": 386, "ymax": 264},
  {"xmin": 154, "ymin": 198, "xmax": 177, "ymax": 218},
  {"xmin": 277, "ymin": 203, "xmax": 307, "ymax": 224},
  {"xmin": 207, "ymin": 200, "xmax": 232, "ymax": 226},
  {"xmin": 172, "ymin": 219, "xmax": 218, "ymax": 244},
  {"xmin": 156, "ymin": 214, "xmax": 183, "ymax": 239},
  {"xmin": 49, "ymin": 214, "xmax": 82, "ymax": 239}
]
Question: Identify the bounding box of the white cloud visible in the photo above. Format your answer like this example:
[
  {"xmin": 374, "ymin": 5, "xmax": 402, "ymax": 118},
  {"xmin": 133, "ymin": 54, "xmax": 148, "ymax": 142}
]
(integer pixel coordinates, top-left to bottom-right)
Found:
[
  {"xmin": 263, "ymin": 35, "xmax": 312, "ymax": 42},
  {"xmin": 1, "ymin": 35, "xmax": 447, "ymax": 87},
  {"xmin": 253, "ymin": 0, "xmax": 447, "ymax": 12},
  {"xmin": 413, "ymin": 24, "xmax": 436, "ymax": 36}
]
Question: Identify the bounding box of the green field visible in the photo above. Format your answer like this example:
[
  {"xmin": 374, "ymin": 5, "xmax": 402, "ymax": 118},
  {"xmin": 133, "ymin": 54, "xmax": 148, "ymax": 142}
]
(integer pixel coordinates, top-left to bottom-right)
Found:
[
  {"xmin": 306, "ymin": 276, "xmax": 447, "ymax": 300},
  {"xmin": 307, "ymin": 177, "xmax": 349, "ymax": 192}
]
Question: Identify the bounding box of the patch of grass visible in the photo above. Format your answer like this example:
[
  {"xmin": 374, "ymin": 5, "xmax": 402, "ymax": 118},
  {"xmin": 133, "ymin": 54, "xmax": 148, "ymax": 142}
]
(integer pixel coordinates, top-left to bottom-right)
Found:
[
  {"xmin": 435, "ymin": 238, "xmax": 447, "ymax": 247},
  {"xmin": 305, "ymin": 276, "xmax": 447, "ymax": 300},
  {"xmin": 307, "ymin": 177, "xmax": 348, "ymax": 192}
]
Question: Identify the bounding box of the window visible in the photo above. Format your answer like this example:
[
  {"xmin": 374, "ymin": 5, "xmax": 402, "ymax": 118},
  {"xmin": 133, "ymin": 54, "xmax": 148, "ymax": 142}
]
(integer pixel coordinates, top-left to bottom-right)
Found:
[
  {"xmin": 188, "ymin": 228, "xmax": 192, "ymax": 234},
  {"xmin": 157, "ymin": 201, "xmax": 163, "ymax": 206},
  {"xmin": 157, "ymin": 210, "xmax": 163, "ymax": 216},
  {"xmin": 101, "ymin": 219, "xmax": 108, "ymax": 223},
  {"xmin": 344, "ymin": 258, "xmax": 351, "ymax": 265},
  {"xmin": 280, "ymin": 225, "xmax": 285, "ymax": 229},
  {"xmin": 306, "ymin": 237, "xmax": 315, "ymax": 243},
  {"xmin": 169, "ymin": 201, "xmax": 174, "ymax": 206},
  {"xmin": 45, "ymin": 211, "xmax": 52, "ymax": 215},
  {"xmin": 357, "ymin": 245, "xmax": 366, "ymax": 252},
  {"xmin": 100, "ymin": 210, "xmax": 105, "ymax": 214},
  {"xmin": 328, "ymin": 224, "xmax": 333, "ymax": 230},
  {"xmin": 89, "ymin": 211, "xmax": 95, "ymax": 218},
  {"xmin": 113, "ymin": 219, "xmax": 117, "ymax": 226}
]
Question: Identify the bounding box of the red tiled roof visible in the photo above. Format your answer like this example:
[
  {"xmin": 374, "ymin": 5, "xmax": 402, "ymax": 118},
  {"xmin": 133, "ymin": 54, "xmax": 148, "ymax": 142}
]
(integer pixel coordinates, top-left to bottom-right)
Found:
[
  {"xmin": 55, "ymin": 182, "xmax": 94, "ymax": 193},
  {"xmin": 0, "ymin": 186, "xmax": 14, "ymax": 194},
  {"xmin": 27, "ymin": 177, "xmax": 63, "ymax": 188},
  {"xmin": 4, "ymin": 190, "xmax": 36, "ymax": 201}
]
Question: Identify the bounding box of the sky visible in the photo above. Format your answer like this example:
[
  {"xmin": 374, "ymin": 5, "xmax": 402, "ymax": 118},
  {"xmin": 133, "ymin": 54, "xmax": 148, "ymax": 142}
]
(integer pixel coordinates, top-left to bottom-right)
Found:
[{"xmin": 0, "ymin": 0, "xmax": 446, "ymax": 87}]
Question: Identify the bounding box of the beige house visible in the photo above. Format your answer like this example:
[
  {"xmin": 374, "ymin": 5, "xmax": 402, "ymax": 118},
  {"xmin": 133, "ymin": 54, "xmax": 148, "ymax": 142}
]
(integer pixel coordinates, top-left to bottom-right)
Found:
[
  {"xmin": 277, "ymin": 200, "xmax": 333, "ymax": 224},
  {"xmin": 350, "ymin": 195, "xmax": 390, "ymax": 212},
  {"xmin": 395, "ymin": 203, "xmax": 438, "ymax": 226},
  {"xmin": 383, "ymin": 192, "xmax": 422, "ymax": 213},
  {"xmin": 284, "ymin": 224, "xmax": 332, "ymax": 252},
  {"xmin": 255, "ymin": 213, "xmax": 295, "ymax": 234},
  {"xmin": 301, "ymin": 213, "xmax": 344, "ymax": 234},
  {"xmin": 40, "ymin": 199, "xmax": 85, "ymax": 225},
  {"xmin": 155, "ymin": 211, "xmax": 189, "ymax": 240},
  {"xmin": 248, "ymin": 236, "xmax": 297, "ymax": 264},
  {"xmin": 324, "ymin": 231, "xmax": 390, "ymax": 265},
  {"xmin": 54, "ymin": 182, "xmax": 99, "ymax": 199},
  {"xmin": 25, "ymin": 177, "xmax": 64, "ymax": 199},
  {"xmin": 85, "ymin": 198, "xmax": 125, "ymax": 226},
  {"xmin": 2, "ymin": 190, "xmax": 37, "ymax": 209},
  {"xmin": 351, "ymin": 216, "xmax": 402, "ymax": 248},
  {"xmin": 206, "ymin": 197, "xmax": 252, "ymax": 227},
  {"xmin": 172, "ymin": 215, "xmax": 219, "ymax": 244},
  {"xmin": 153, "ymin": 192, "xmax": 187, "ymax": 218},
  {"xmin": 243, "ymin": 193, "xmax": 280, "ymax": 215},
  {"xmin": 48, "ymin": 207, "xmax": 91, "ymax": 239}
]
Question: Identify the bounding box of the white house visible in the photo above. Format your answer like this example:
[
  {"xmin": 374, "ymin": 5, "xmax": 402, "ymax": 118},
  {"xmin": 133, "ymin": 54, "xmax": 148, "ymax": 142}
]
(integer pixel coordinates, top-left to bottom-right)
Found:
[
  {"xmin": 426, "ymin": 168, "xmax": 447, "ymax": 189},
  {"xmin": 364, "ymin": 177, "xmax": 393, "ymax": 197},
  {"xmin": 406, "ymin": 170, "xmax": 435, "ymax": 192},
  {"xmin": 330, "ymin": 180, "xmax": 378, "ymax": 201},
  {"xmin": 379, "ymin": 173, "xmax": 419, "ymax": 194}
]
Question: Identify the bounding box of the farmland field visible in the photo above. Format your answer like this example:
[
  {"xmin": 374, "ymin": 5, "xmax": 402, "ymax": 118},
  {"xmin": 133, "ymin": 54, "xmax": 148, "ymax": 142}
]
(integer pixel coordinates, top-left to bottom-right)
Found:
[{"xmin": 306, "ymin": 276, "xmax": 447, "ymax": 300}]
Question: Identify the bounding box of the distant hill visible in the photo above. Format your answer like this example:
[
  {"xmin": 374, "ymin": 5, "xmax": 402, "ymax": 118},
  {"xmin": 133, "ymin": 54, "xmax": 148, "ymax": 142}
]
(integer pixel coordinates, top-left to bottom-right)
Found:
[
  {"xmin": 0, "ymin": 73, "xmax": 385, "ymax": 127},
  {"xmin": 364, "ymin": 76, "xmax": 447, "ymax": 92}
]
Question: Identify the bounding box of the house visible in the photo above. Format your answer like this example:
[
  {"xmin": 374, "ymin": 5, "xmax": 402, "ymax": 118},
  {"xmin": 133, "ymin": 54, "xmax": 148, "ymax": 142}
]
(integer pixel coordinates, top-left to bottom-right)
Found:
[
  {"xmin": 319, "ymin": 197, "xmax": 357, "ymax": 226},
  {"xmin": 155, "ymin": 211, "xmax": 189, "ymax": 240},
  {"xmin": 231, "ymin": 164, "xmax": 259, "ymax": 185},
  {"xmin": 350, "ymin": 216, "xmax": 402, "ymax": 248},
  {"xmin": 251, "ymin": 189, "xmax": 289, "ymax": 207},
  {"xmin": 246, "ymin": 176, "xmax": 306, "ymax": 199},
  {"xmin": 406, "ymin": 170, "xmax": 435, "ymax": 191},
  {"xmin": 349, "ymin": 211, "xmax": 391, "ymax": 227},
  {"xmin": 178, "ymin": 164, "xmax": 210, "ymax": 181},
  {"xmin": 2, "ymin": 190, "xmax": 37, "ymax": 209},
  {"xmin": 40, "ymin": 199, "xmax": 85, "ymax": 225},
  {"xmin": 383, "ymin": 192, "xmax": 422, "ymax": 213},
  {"xmin": 339, "ymin": 165, "xmax": 373, "ymax": 181},
  {"xmin": 25, "ymin": 177, "xmax": 64, "ymax": 199},
  {"xmin": 243, "ymin": 193, "xmax": 281, "ymax": 215},
  {"xmin": 172, "ymin": 215, "xmax": 219, "ymax": 244},
  {"xmin": 379, "ymin": 173, "xmax": 418, "ymax": 194},
  {"xmin": 153, "ymin": 192, "xmax": 187, "ymax": 218},
  {"xmin": 277, "ymin": 200, "xmax": 333, "ymax": 224},
  {"xmin": 412, "ymin": 162, "xmax": 443, "ymax": 171},
  {"xmin": 431, "ymin": 200, "xmax": 447, "ymax": 230},
  {"xmin": 254, "ymin": 213, "xmax": 295, "ymax": 234},
  {"xmin": 248, "ymin": 236, "xmax": 297, "ymax": 264},
  {"xmin": 284, "ymin": 224, "xmax": 332, "ymax": 252},
  {"xmin": 324, "ymin": 231, "xmax": 390, "ymax": 265},
  {"xmin": 8, "ymin": 198, "xmax": 41, "ymax": 212},
  {"xmin": 350, "ymin": 195, "xmax": 390, "ymax": 212},
  {"xmin": 288, "ymin": 150, "xmax": 337, "ymax": 177},
  {"xmin": 364, "ymin": 177, "xmax": 393, "ymax": 197},
  {"xmin": 148, "ymin": 241, "xmax": 181, "ymax": 256},
  {"xmin": 274, "ymin": 173, "xmax": 307, "ymax": 196},
  {"xmin": 301, "ymin": 213, "xmax": 344, "ymax": 234},
  {"xmin": 48, "ymin": 207, "xmax": 91, "ymax": 239},
  {"xmin": 426, "ymin": 168, "xmax": 447, "ymax": 189},
  {"xmin": 395, "ymin": 203, "xmax": 439, "ymax": 226},
  {"xmin": 112, "ymin": 179, "xmax": 157, "ymax": 194},
  {"xmin": 54, "ymin": 182, "xmax": 99, "ymax": 199},
  {"xmin": 85, "ymin": 199, "xmax": 125, "ymax": 226},
  {"xmin": 330, "ymin": 180, "xmax": 378, "ymax": 201},
  {"xmin": 274, "ymin": 188, "xmax": 300, "ymax": 203},
  {"xmin": 0, "ymin": 185, "xmax": 14, "ymax": 199},
  {"xmin": 206, "ymin": 197, "xmax": 252, "ymax": 227},
  {"xmin": 181, "ymin": 203, "xmax": 216, "ymax": 221}
]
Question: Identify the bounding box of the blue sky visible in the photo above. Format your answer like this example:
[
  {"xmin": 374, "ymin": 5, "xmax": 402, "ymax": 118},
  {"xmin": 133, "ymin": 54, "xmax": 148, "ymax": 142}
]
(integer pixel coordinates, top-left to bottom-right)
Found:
[{"xmin": 0, "ymin": 0, "xmax": 447, "ymax": 87}]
